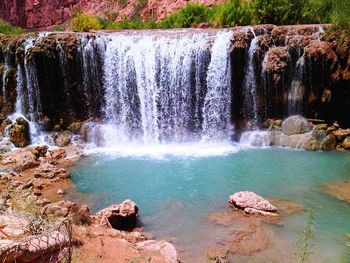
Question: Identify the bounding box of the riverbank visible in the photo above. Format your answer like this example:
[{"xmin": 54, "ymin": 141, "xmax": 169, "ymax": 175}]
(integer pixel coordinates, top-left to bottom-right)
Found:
[{"xmin": 0, "ymin": 144, "xmax": 180, "ymax": 263}]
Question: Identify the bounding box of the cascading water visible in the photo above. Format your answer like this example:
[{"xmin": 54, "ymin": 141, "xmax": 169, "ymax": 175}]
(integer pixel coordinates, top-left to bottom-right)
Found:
[
  {"xmin": 87, "ymin": 30, "xmax": 234, "ymax": 150},
  {"xmin": 288, "ymin": 55, "xmax": 305, "ymax": 115},
  {"xmin": 0, "ymin": 26, "xmax": 326, "ymax": 152},
  {"xmin": 2, "ymin": 54, "xmax": 10, "ymax": 100},
  {"xmin": 80, "ymin": 35, "xmax": 107, "ymax": 117},
  {"xmin": 243, "ymin": 32, "xmax": 259, "ymax": 129},
  {"xmin": 5, "ymin": 37, "xmax": 47, "ymax": 145},
  {"xmin": 202, "ymin": 31, "xmax": 233, "ymax": 142}
]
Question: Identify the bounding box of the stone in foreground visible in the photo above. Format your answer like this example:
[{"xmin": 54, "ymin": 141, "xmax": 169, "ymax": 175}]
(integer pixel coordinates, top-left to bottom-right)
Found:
[
  {"xmin": 94, "ymin": 199, "xmax": 139, "ymax": 230},
  {"xmin": 228, "ymin": 191, "xmax": 278, "ymax": 216}
]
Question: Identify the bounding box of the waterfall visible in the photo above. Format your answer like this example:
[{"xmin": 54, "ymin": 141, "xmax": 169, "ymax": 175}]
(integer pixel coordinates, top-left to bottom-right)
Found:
[
  {"xmin": 2, "ymin": 54, "xmax": 10, "ymax": 101},
  {"xmin": 57, "ymin": 41, "xmax": 69, "ymax": 91},
  {"xmin": 202, "ymin": 30, "xmax": 233, "ymax": 142},
  {"xmin": 6, "ymin": 38, "xmax": 46, "ymax": 146},
  {"xmin": 15, "ymin": 64, "xmax": 25, "ymax": 114},
  {"xmin": 243, "ymin": 34, "xmax": 259, "ymax": 129},
  {"xmin": 80, "ymin": 35, "xmax": 107, "ymax": 117},
  {"xmin": 91, "ymin": 30, "xmax": 234, "ymax": 147},
  {"xmin": 23, "ymin": 38, "xmax": 42, "ymax": 121},
  {"xmin": 288, "ymin": 55, "xmax": 305, "ymax": 114}
]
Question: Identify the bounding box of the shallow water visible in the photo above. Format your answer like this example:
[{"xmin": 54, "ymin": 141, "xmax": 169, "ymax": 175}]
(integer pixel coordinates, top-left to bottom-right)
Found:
[{"xmin": 70, "ymin": 147, "xmax": 350, "ymax": 262}]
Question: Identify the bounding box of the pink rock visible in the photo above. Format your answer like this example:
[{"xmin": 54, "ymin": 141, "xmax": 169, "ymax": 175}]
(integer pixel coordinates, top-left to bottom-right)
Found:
[
  {"xmin": 228, "ymin": 191, "xmax": 277, "ymax": 212},
  {"xmin": 94, "ymin": 199, "xmax": 139, "ymax": 230},
  {"xmin": 34, "ymin": 162, "xmax": 70, "ymax": 179}
]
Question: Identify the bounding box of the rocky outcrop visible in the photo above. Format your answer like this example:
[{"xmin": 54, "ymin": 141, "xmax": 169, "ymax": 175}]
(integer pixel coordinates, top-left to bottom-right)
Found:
[
  {"xmin": 94, "ymin": 199, "xmax": 139, "ymax": 230},
  {"xmin": 0, "ymin": 145, "xmax": 47, "ymax": 170},
  {"xmin": 262, "ymin": 47, "xmax": 290, "ymax": 85},
  {"xmin": 228, "ymin": 191, "xmax": 278, "ymax": 217},
  {"xmin": 241, "ymin": 115, "xmax": 350, "ymax": 151},
  {"xmin": 9, "ymin": 117, "xmax": 30, "ymax": 147},
  {"xmin": 34, "ymin": 162, "xmax": 71, "ymax": 179}
]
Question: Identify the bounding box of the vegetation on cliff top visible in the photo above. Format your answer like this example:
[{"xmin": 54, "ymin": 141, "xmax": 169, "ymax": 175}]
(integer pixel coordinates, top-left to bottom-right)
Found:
[
  {"xmin": 68, "ymin": 0, "xmax": 349, "ymax": 32},
  {"xmin": 1, "ymin": 0, "xmax": 349, "ymax": 33},
  {"xmin": 0, "ymin": 20, "xmax": 24, "ymax": 35}
]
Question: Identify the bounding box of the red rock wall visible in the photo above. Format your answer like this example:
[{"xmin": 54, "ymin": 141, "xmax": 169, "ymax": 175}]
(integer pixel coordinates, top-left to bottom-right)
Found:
[{"xmin": 0, "ymin": 0, "xmax": 222, "ymax": 29}]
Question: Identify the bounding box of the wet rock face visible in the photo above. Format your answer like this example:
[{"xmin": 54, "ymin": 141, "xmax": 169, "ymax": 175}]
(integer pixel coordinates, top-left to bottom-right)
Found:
[
  {"xmin": 262, "ymin": 47, "xmax": 290, "ymax": 85},
  {"xmin": 9, "ymin": 117, "xmax": 30, "ymax": 147}
]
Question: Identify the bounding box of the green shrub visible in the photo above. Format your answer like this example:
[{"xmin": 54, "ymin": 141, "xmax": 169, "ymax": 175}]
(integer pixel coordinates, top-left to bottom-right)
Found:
[
  {"xmin": 0, "ymin": 21, "xmax": 24, "ymax": 35},
  {"xmin": 302, "ymin": 0, "xmax": 333, "ymax": 24},
  {"xmin": 210, "ymin": 0, "xmax": 252, "ymax": 27},
  {"xmin": 250, "ymin": 0, "xmax": 306, "ymax": 25},
  {"xmin": 51, "ymin": 25, "xmax": 65, "ymax": 32},
  {"xmin": 330, "ymin": 0, "xmax": 350, "ymax": 31},
  {"xmin": 70, "ymin": 12, "xmax": 101, "ymax": 32},
  {"xmin": 158, "ymin": 3, "xmax": 209, "ymax": 28}
]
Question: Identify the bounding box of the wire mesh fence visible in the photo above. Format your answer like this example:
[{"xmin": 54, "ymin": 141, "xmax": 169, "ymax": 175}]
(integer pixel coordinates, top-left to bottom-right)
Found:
[{"xmin": 0, "ymin": 219, "xmax": 73, "ymax": 263}]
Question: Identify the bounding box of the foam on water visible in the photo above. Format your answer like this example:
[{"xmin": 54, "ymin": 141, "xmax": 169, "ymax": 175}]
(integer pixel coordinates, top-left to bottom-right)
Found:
[{"xmin": 84, "ymin": 142, "xmax": 240, "ymax": 160}]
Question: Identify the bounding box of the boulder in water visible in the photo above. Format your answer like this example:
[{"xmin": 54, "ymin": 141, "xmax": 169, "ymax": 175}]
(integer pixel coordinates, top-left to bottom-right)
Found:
[
  {"xmin": 9, "ymin": 117, "xmax": 30, "ymax": 148},
  {"xmin": 281, "ymin": 115, "xmax": 311, "ymax": 136},
  {"xmin": 94, "ymin": 199, "xmax": 139, "ymax": 230},
  {"xmin": 53, "ymin": 132, "xmax": 72, "ymax": 147},
  {"xmin": 228, "ymin": 191, "xmax": 277, "ymax": 216}
]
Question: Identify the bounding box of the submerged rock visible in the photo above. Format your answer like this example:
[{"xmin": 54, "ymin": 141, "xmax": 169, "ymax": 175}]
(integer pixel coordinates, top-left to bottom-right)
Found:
[
  {"xmin": 206, "ymin": 210, "xmax": 275, "ymax": 256},
  {"xmin": 323, "ymin": 181, "xmax": 350, "ymax": 203},
  {"xmin": 9, "ymin": 117, "xmax": 30, "ymax": 148},
  {"xmin": 94, "ymin": 199, "xmax": 139, "ymax": 230},
  {"xmin": 228, "ymin": 191, "xmax": 277, "ymax": 217},
  {"xmin": 281, "ymin": 115, "xmax": 311, "ymax": 136}
]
